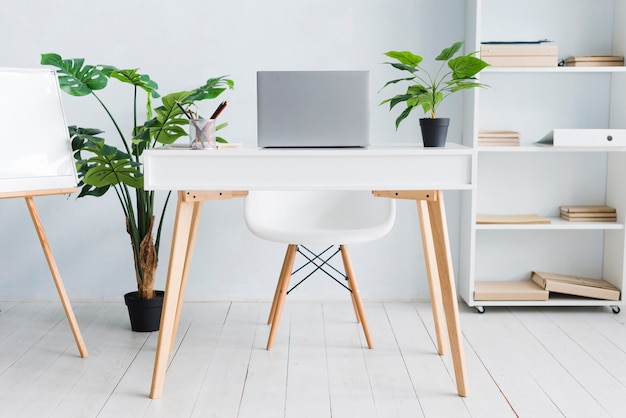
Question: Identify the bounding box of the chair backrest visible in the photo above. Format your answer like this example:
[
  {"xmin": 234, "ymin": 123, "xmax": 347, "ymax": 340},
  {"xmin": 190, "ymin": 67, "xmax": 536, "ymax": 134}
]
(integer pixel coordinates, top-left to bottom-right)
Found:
[{"xmin": 244, "ymin": 190, "xmax": 396, "ymax": 245}]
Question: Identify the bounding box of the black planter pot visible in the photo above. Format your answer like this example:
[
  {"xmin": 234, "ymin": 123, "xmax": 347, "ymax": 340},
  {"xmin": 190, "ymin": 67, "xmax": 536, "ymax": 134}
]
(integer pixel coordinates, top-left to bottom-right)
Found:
[
  {"xmin": 419, "ymin": 117, "xmax": 450, "ymax": 147},
  {"xmin": 124, "ymin": 290, "xmax": 164, "ymax": 332}
]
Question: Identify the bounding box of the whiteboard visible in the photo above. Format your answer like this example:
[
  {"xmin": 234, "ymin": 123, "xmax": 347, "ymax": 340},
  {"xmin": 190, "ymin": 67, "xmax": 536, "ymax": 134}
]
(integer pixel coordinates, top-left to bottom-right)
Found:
[{"xmin": 0, "ymin": 68, "xmax": 77, "ymax": 195}]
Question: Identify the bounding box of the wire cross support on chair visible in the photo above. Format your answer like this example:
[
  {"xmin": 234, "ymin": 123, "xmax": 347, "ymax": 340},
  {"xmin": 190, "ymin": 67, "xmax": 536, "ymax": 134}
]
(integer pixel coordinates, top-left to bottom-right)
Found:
[{"xmin": 287, "ymin": 245, "xmax": 352, "ymax": 295}]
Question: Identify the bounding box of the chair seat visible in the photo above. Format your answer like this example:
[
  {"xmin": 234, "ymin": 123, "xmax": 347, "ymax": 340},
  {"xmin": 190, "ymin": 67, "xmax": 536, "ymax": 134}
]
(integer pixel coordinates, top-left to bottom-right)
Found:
[{"xmin": 244, "ymin": 190, "xmax": 396, "ymax": 245}]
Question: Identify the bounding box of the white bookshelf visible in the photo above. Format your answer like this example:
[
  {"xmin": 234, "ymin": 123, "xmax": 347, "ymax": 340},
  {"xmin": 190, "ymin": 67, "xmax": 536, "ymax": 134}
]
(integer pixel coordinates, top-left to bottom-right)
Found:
[{"xmin": 459, "ymin": 0, "xmax": 626, "ymax": 312}]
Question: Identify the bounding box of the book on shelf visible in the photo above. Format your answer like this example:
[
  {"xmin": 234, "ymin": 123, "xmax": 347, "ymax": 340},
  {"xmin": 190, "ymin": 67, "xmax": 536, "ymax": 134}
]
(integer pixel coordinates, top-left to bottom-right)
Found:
[
  {"xmin": 476, "ymin": 214, "xmax": 551, "ymax": 224},
  {"xmin": 560, "ymin": 205, "xmax": 616, "ymax": 213},
  {"xmin": 478, "ymin": 130, "xmax": 521, "ymax": 146},
  {"xmin": 474, "ymin": 280, "xmax": 549, "ymax": 301},
  {"xmin": 531, "ymin": 271, "xmax": 621, "ymax": 301},
  {"xmin": 564, "ymin": 55, "xmax": 624, "ymax": 67},
  {"xmin": 480, "ymin": 40, "xmax": 557, "ymax": 67},
  {"xmin": 560, "ymin": 215, "xmax": 617, "ymax": 222},
  {"xmin": 559, "ymin": 205, "xmax": 617, "ymax": 222}
]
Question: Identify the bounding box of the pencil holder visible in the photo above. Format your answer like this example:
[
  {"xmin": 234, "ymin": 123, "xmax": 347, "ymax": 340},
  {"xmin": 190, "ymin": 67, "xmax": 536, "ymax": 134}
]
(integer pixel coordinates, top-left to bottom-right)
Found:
[{"xmin": 189, "ymin": 119, "xmax": 216, "ymax": 149}]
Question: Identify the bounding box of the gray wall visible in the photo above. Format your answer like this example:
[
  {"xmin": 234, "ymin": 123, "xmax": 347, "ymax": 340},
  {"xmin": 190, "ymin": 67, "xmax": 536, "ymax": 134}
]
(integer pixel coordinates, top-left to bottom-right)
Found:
[{"xmin": 0, "ymin": 0, "xmax": 466, "ymax": 301}]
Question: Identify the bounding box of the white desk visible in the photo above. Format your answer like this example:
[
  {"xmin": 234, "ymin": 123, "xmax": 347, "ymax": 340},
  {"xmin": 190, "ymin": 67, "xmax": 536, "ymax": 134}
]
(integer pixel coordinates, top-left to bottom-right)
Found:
[{"xmin": 144, "ymin": 144, "xmax": 473, "ymax": 398}]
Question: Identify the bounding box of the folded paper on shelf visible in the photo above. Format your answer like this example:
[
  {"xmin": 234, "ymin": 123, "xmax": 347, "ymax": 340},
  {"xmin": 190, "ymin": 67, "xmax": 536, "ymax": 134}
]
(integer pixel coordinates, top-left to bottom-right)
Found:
[
  {"xmin": 476, "ymin": 214, "xmax": 551, "ymax": 224},
  {"xmin": 474, "ymin": 280, "xmax": 549, "ymax": 301}
]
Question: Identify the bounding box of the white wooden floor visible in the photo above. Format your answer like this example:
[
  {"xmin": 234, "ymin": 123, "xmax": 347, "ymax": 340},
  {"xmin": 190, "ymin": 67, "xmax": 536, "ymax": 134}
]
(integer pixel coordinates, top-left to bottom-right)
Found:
[{"xmin": 1, "ymin": 300, "xmax": 626, "ymax": 417}]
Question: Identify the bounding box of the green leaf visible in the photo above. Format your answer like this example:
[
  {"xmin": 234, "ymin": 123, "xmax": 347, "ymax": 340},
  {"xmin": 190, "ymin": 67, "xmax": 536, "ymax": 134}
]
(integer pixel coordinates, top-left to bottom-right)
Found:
[
  {"xmin": 448, "ymin": 80, "xmax": 488, "ymax": 92},
  {"xmin": 83, "ymin": 155, "xmax": 143, "ymax": 189},
  {"xmin": 380, "ymin": 76, "xmax": 416, "ymax": 91},
  {"xmin": 394, "ymin": 106, "xmax": 414, "ymax": 130},
  {"xmin": 384, "ymin": 51, "xmax": 422, "ymax": 67},
  {"xmin": 149, "ymin": 91, "xmax": 196, "ymax": 144},
  {"xmin": 41, "ymin": 53, "xmax": 108, "ymax": 96},
  {"xmin": 387, "ymin": 62, "xmax": 419, "ymax": 73},
  {"xmin": 387, "ymin": 94, "xmax": 412, "ymax": 110},
  {"xmin": 186, "ymin": 76, "xmax": 234, "ymax": 102},
  {"xmin": 109, "ymin": 68, "xmax": 160, "ymax": 98},
  {"xmin": 436, "ymin": 41, "xmax": 464, "ymax": 61},
  {"xmin": 449, "ymin": 55, "xmax": 490, "ymax": 79}
]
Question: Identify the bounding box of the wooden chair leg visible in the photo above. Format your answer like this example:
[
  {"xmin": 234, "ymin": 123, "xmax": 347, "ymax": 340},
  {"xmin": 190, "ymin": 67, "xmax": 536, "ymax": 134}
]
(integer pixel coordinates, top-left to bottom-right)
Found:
[
  {"xmin": 340, "ymin": 245, "xmax": 373, "ymax": 349},
  {"xmin": 267, "ymin": 244, "xmax": 298, "ymax": 350},
  {"xmin": 349, "ymin": 285, "xmax": 362, "ymax": 324},
  {"xmin": 268, "ymin": 244, "xmax": 297, "ymax": 325}
]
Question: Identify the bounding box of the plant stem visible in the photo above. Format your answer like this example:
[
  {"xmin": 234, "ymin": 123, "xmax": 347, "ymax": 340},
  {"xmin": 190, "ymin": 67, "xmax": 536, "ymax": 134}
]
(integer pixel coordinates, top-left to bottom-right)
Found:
[{"xmin": 91, "ymin": 92, "xmax": 133, "ymax": 158}]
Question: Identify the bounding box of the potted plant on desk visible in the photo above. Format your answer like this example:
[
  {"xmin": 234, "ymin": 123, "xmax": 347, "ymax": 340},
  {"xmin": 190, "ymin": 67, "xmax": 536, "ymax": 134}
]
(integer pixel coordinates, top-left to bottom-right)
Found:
[
  {"xmin": 41, "ymin": 53, "xmax": 234, "ymax": 331},
  {"xmin": 380, "ymin": 41, "xmax": 489, "ymax": 147}
]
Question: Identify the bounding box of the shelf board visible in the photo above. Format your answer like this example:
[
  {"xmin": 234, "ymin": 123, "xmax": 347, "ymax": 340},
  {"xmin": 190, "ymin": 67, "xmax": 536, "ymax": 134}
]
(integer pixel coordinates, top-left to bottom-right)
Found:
[
  {"xmin": 477, "ymin": 144, "xmax": 626, "ymax": 152},
  {"xmin": 471, "ymin": 281, "xmax": 621, "ymax": 307},
  {"xmin": 475, "ymin": 216, "xmax": 624, "ymax": 230},
  {"xmin": 483, "ymin": 66, "xmax": 626, "ymax": 74},
  {"xmin": 469, "ymin": 298, "xmax": 620, "ymax": 307}
]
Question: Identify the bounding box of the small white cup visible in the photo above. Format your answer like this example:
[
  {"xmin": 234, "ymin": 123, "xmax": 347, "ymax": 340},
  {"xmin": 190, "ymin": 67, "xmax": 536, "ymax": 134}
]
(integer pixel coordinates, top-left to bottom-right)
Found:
[{"xmin": 189, "ymin": 119, "xmax": 216, "ymax": 149}]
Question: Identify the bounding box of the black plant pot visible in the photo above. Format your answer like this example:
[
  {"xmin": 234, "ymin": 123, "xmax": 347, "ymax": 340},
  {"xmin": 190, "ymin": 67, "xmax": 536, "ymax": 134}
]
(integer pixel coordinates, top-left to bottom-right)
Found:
[
  {"xmin": 124, "ymin": 290, "xmax": 164, "ymax": 332},
  {"xmin": 419, "ymin": 117, "xmax": 450, "ymax": 147}
]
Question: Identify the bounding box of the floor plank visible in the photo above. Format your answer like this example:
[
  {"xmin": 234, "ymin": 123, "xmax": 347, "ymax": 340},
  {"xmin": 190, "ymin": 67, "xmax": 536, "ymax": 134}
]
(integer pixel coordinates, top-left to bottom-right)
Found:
[
  {"xmin": 1, "ymin": 301, "xmax": 626, "ymax": 417},
  {"xmin": 190, "ymin": 302, "xmax": 263, "ymax": 418},
  {"xmin": 284, "ymin": 302, "xmax": 332, "ymax": 418},
  {"xmin": 520, "ymin": 308, "xmax": 626, "ymax": 417},
  {"xmin": 385, "ymin": 302, "xmax": 469, "ymax": 418}
]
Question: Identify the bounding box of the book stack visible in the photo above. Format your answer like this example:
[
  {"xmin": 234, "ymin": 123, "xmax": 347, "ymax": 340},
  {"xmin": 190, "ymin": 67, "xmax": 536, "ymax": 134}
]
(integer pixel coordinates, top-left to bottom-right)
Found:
[
  {"xmin": 560, "ymin": 205, "xmax": 617, "ymax": 222},
  {"xmin": 531, "ymin": 271, "xmax": 620, "ymax": 301},
  {"xmin": 480, "ymin": 41, "xmax": 558, "ymax": 67},
  {"xmin": 478, "ymin": 130, "xmax": 520, "ymax": 146},
  {"xmin": 565, "ymin": 55, "xmax": 624, "ymax": 67}
]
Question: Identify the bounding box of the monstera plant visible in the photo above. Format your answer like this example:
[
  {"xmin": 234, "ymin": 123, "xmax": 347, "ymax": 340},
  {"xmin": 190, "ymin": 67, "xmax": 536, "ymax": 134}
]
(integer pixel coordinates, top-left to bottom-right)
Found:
[{"xmin": 41, "ymin": 53, "xmax": 233, "ymax": 327}]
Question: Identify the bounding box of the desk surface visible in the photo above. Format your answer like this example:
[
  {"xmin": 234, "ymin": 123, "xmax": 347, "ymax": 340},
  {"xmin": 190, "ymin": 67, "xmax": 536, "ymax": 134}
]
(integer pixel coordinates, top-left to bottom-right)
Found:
[{"xmin": 144, "ymin": 144, "xmax": 473, "ymax": 191}]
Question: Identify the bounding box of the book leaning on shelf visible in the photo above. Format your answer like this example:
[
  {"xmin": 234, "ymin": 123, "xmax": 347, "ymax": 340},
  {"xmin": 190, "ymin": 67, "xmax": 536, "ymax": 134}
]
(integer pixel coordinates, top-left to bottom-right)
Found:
[{"xmin": 531, "ymin": 271, "xmax": 620, "ymax": 301}]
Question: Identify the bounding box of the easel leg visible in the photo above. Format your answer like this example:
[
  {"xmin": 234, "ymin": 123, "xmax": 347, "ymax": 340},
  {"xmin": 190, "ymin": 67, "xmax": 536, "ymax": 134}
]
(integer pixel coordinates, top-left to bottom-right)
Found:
[
  {"xmin": 150, "ymin": 192, "xmax": 195, "ymax": 399},
  {"xmin": 426, "ymin": 191, "xmax": 468, "ymax": 397},
  {"xmin": 24, "ymin": 197, "xmax": 88, "ymax": 358},
  {"xmin": 417, "ymin": 200, "xmax": 448, "ymax": 356}
]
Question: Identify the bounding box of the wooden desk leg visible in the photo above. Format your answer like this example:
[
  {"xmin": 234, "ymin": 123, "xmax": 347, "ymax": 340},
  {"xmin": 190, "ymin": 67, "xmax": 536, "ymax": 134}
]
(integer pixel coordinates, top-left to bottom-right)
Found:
[
  {"xmin": 426, "ymin": 191, "xmax": 468, "ymax": 397},
  {"xmin": 417, "ymin": 200, "xmax": 447, "ymax": 356},
  {"xmin": 150, "ymin": 192, "xmax": 196, "ymax": 399},
  {"xmin": 25, "ymin": 197, "xmax": 88, "ymax": 358},
  {"xmin": 170, "ymin": 200, "xmax": 204, "ymax": 352}
]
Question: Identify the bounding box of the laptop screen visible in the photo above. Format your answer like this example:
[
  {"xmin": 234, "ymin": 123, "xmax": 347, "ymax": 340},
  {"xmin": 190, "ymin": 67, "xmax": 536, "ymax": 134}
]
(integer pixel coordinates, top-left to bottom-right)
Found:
[{"xmin": 256, "ymin": 70, "xmax": 370, "ymax": 148}]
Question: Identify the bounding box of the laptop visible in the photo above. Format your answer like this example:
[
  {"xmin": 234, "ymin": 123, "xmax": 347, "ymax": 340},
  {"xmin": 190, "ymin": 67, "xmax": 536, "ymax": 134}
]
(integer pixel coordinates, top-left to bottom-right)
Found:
[{"xmin": 256, "ymin": 70, "xmax": 370, "ymax": 148}]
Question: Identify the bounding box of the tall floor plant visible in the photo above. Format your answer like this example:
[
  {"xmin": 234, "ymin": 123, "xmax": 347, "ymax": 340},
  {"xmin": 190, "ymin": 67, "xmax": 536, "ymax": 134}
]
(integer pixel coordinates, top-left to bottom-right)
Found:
[{"xmin": 41, "ymin": 53, "xmax": 234, "ymax": 299}]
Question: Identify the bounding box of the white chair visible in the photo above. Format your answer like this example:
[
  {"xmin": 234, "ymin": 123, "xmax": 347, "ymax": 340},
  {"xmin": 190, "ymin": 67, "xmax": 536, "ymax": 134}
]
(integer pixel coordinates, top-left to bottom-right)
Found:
[{"xmin": 244, "ymin": 190, "xmax": 396, "ymax": 349}]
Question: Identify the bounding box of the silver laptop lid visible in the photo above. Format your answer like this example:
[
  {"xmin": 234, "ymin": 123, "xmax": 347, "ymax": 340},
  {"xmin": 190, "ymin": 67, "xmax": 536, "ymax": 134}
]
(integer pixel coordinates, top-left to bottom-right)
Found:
[{"xmin": 256, "ymin": 70, "xmax": 370, "ymax": 148}]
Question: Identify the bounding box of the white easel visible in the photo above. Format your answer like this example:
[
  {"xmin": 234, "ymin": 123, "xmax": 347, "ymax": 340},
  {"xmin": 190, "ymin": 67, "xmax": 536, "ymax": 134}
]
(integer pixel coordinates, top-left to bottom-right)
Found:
[{"xmin": 0, "ymin": 68, "xmax": 87, "ymax": 357}]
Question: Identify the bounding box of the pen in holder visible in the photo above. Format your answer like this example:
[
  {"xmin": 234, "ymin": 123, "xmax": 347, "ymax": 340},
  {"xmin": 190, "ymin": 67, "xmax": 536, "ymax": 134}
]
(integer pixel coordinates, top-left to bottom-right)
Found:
[{"xmin": 189, "ymin": 118, "xmax": 216, "ymax": 149}]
